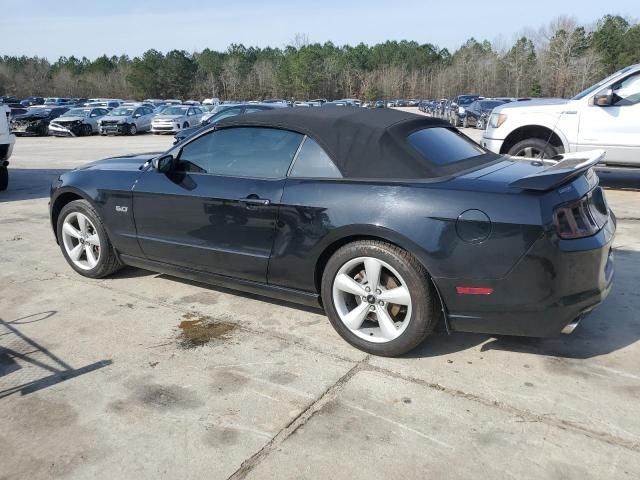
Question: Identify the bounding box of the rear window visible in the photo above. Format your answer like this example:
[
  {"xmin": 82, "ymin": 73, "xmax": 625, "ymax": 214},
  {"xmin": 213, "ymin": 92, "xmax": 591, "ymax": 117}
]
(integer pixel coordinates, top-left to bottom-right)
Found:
[{"xmin": 407, "ymin": 127, "xmax": 485, "ymax": 166}]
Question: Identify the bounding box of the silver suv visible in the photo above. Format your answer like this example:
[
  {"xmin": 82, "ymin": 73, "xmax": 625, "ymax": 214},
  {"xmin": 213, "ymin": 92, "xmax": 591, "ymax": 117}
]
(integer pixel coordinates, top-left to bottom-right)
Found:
[
  {"xmin": 0, "ymin": 103, "xmax": 15, "ymax": 190},
  {"xmin": 98, "ymin": 105, "xmax": 155, "ymax": 135},
  {"xmin": 482, "ymin": 64, "xmax": 640, "ymax": 166}
]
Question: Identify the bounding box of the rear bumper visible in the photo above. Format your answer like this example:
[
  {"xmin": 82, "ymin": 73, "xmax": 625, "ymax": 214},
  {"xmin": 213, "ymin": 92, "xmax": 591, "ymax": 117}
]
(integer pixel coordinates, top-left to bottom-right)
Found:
[{"xmin": 438, "ymin": 217, "xmax": 615, "ymax": 337}]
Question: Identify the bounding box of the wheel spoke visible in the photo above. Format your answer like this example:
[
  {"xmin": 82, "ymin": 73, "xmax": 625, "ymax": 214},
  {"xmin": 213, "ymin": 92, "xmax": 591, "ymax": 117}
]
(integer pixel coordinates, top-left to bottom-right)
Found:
[
  {"xmin": 364, "ymin": 258, "xmax": 382, "ymax": 291},
  {"xmin": 523, "ymin": 147, "xmax": 534, "ymax": 158},
  {"xmin": 85, "ymin": 246, "xmax": 97, "ymax": 268},
  {"xmin": 375, "ymin": 305, "xmax": 400, "ymax": 340},
  {"xmin": 63, "ymin": 222, "xmax": 82, "ymax": 239},
  {"xmin": 342, "ymin": 302, "xmax": 370, "ymax": 330},
  {"xmin": 86, "ymin": 234, "xmax": 100, "ymax": 247},
  {"xmin": 69, "ymin": 243, "xmax": 84, "ymax": 261},
  {"xmin": 77, "ymin": 214, "xmax": 88, "ymax": 235},
  {"xmin": 334, "ymin": 273, "xmax": 366, "ymax": 297},
  {"xmin": 378, "ymin": 286, "xmax": 411, "ymax": 306}
]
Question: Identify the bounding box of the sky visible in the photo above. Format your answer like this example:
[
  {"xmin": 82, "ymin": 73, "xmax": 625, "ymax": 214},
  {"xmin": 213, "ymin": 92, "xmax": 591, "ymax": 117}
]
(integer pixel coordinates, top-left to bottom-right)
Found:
[{"xmin": 1, "ymin": 0, "xmax": 638, "ymax": 59}]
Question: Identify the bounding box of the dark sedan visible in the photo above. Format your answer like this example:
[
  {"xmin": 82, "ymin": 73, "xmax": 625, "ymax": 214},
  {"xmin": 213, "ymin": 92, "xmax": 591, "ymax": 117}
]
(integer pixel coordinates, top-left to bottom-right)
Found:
[
  {"xmin": 11, "ymin": 107, "xmax": 69, "ymax": 136},
  {"xmin": 462, "ymin": 99, "xmax": 506, "ymax": 129},
  {"xmin": 49, "ymin": 108, "xmax": 614, "ymax": 356},
  {"xmin": 173, "ymin": 103, "xmax": 285, "ymax": 144}
]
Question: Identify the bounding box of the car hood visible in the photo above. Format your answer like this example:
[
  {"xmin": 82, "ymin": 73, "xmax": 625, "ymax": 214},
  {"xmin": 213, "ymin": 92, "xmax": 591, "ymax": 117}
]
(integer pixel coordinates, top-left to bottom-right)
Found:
[
  {"xmin": 493, "ymin": 98, "xmax": 572, "ymax": 114},
  {"xmin": 154, "ymin": 114, "xmax": 184, "ymax": 120},
  {"xmin": 54, "ymin": 116, "xmax": 85, "ymax": 122},
  {"xmin": 79, "ymin": 153, "xmax": 161, "ymax": 171},
  {"xmin": 13, "ymin": 112, "xmax": 50, "ymax": 121}
]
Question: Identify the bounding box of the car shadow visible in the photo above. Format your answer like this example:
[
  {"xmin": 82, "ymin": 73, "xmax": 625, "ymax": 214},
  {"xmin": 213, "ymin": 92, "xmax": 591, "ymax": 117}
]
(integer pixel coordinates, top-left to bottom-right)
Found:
[
  {"xmin": 406, "ymin": 248, "xmax": 640, "ymax": 360},
  {"xmin": 596, "ymin": 166, "xmax": 640, "ymax": 192},
  {"xmin": 0, "ymin": 168, "xmax": 70, "ymax": 203}
]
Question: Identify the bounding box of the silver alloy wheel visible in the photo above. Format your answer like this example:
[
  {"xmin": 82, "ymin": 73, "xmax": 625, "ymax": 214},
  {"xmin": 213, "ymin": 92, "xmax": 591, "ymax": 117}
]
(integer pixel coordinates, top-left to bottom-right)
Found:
[
  {"xmin": 332, "ymin": 256, "xmax": 412, "ymax": 343},
  {"xmin": 129, "ymin": 123, "xmax": 137, "ymax": 135},
  {"xmin": 61, "ymin": 212, "xmax": 101, "ymax": 270}
]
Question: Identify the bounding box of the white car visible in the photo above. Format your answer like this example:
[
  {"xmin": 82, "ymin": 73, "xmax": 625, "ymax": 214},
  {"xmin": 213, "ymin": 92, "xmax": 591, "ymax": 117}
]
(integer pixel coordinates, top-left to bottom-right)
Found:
[
  {"xmin": 0, "ymin": 103, "xmax": 16, "ymax": 190},
  {"xmin": 151, "ymin": 106, "xmax": 204, "ymax": 134},
  {"xmin": 482, "ymin": 64, "xmax": 640, "ymax": 166},
  {"xmin": 48, "ymin": 107, "xmax": 110, "ymax": 136}
]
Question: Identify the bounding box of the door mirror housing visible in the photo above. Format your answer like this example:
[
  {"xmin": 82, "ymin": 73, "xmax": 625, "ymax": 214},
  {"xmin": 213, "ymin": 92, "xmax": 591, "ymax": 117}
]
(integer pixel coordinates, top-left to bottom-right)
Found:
[
  {"xmin": 593, "ymin": 89, "xmax": 613, "ymax": 106},
  {"xmin": 152, "ymin": 154, "xmax": 173, "ymax": 173}
]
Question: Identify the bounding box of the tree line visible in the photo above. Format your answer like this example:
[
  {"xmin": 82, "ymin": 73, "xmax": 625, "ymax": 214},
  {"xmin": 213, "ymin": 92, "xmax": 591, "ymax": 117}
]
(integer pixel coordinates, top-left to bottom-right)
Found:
[{"xmin": 1, "ymin": 15, "xmax": 638, "ymax": 101}]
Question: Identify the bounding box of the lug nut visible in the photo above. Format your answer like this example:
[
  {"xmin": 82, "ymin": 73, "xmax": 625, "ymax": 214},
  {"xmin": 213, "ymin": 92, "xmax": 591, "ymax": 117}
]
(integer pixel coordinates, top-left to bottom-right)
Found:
[
  {"xmin": 378, "ymin": 300, "xmax": 385, "ymax": 306},
  {"xmin": 365, "ymin": 286, "xmax": 371, "ymax": 292},
  {"xmin": 369, "ymin": 305, "xmax": 375, "ymax": 311},
  {"xmin": 376, "ymin": 289, "xmax": 381, "ymax": 295}
]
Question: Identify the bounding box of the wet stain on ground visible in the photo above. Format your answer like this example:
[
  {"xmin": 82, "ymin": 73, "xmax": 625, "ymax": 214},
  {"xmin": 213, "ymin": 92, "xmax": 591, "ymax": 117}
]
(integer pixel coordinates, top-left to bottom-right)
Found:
[
  {"xmin": 178, "ymin": 313, "xmax": 236, "ymax": 348},
  {"xmin": 268, "ymin": 371, "xmax": 297, "ymax": 385},
  {"xmin": 203, "ymin": 426, "xmax": 240, "ymax": 447},
  {"xmin": 108, "ymin": 383, "xmax": 204, "ymax": 412}
]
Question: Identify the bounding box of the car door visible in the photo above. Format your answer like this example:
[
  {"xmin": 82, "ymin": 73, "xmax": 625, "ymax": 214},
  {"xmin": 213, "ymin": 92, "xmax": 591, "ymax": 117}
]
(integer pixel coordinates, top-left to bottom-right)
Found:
[
  {"xmin": 142, "ymin": 107, "xmax": 154, "ymax": 130},
  {"xmin": 131, "ymin": 126, "xmax": 304, "ymax": 283},
  {"xmin": 577, "ymin": 71, "xmax": 640, "ymax": 165}
]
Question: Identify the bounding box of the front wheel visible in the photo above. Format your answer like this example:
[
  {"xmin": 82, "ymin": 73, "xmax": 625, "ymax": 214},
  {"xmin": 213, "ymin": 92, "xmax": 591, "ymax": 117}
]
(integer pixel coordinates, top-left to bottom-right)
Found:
[
  {"xmin": 321, "ymin": 240, "xmax": 437, "ymax": 357},
  {"xmin": 57, "ymin": 200, "xmax": 122, "ymax": 278},
  {"xmin": 182, "ymin": 122, "xmax": 189, "ymax": 129},
  {"xmin": 476, "ymin": 118, "xmax": 485, "ymax": 130},
  {"xmin": 462, "ymin": 116, "xmax": 469, "ymax": 128},
  {"xmin": 128, "ymin": 123, "xmax": 137, "ymax": 135},
  {"xmin": 507, "ymin": 138, "xmax": 558, "ymax": 159}
]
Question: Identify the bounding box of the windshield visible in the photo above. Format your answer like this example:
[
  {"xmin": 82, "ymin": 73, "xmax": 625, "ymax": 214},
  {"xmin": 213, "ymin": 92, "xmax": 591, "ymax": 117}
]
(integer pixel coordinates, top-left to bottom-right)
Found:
[
  {"xmin": 110, "ymin": 108, "xmax": 135, "ymax": 116},
  {"xmin": 62, "ymin": 108, "xmax": 90, "ymax": 117},
  {"xmin": 28, "ymin": 108, "xmax": 52, "ymax": 115},
  {"xmin": 573, "ymin": 65, "xmax": 635, "ymax": 100},
  {"xmin": 162, "ymin": 106, "xmax": 189, "ymax": 115},
  {"xmin": 458, "ymin": 96, "xmax": 477, "ymax": 105}
]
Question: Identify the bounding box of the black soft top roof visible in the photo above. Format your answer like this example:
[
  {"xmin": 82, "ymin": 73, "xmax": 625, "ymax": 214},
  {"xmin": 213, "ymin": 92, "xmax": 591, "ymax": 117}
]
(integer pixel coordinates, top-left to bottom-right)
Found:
[{"xmin": 216, "ymin": 107, "xmax": 489, "ymax": 179}]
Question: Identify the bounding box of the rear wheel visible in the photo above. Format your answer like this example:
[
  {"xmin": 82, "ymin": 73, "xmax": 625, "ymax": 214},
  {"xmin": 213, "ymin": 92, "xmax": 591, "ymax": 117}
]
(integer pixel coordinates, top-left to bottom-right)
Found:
[
  {"xmin": 57, "ymin": 200, "xmax": 122, "ymax": 278},
  {"xmin": 507, "ymin": 138, "xmax": 558, "ymax": 159},
  {"xmin": 321, "ymin": 240, "xmax": 437, "ymax": 357}
]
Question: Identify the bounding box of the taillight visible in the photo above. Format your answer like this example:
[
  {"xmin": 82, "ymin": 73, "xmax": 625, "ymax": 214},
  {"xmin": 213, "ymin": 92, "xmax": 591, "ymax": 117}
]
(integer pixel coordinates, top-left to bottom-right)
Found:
[{"xmin": 553, "ymin": 188, "xmax": 609, "ymax": 239}]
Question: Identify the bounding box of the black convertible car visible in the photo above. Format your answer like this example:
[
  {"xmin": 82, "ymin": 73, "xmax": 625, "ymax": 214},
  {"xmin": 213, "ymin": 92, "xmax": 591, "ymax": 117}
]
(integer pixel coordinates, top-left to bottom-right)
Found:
[{"xmin": 49, "ymin": 108, "xmax": 615, "ymax": 356}]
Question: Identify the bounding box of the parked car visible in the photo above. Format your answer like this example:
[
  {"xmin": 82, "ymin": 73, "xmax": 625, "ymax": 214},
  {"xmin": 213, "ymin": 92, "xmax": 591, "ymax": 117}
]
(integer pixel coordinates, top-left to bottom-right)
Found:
[
  {"xmin": 85, "ymin": 100, "xmax": 121, "ymax": 110},
  {"xmin": 20, "ymin": 96, "xmax": 45, "ymax": 107},
  {"xmin": 10, "ymin": 106, "xmax": 69, "ymax": 136},
  {"xmin": 151, "ymin": 105, "xmax": 204, "ymax": 134},
  {"xmin": 462, "ymin": 100, "xmax": 506, "ymax": 129},
  {"xmin": 0, "ymin": 103, "xmax": 15, "ymax": 190},
  {"xmin": 9, "ymin": 107, "xmax": 28, "ymax": 118},
  {"xmin": 50, "ymin": 108, "xmax": 614, "ymax": 356},
  {"xmin": 482, "ymin": 64, "xmax": 640, "ymax": 164},
  {"xmin": 48, "ymin": 107, "xmax": 110, "ymax": 137},
  {"xmin": 173, "ymin": 103, "xmax": 287, "ymax": 144},
  {"xmin": 1, "ymin": 95, "xmax": 21, "ymax": 104},
  {"xmin": 99, "ymin": 106, "xmax": 155, "ymax": 135},
  {"xmin": 449, "ymin": 95, "xmax": 481, "ymax": 126},
  {"xmin": 44, "ymin": 98, "xmax": 72, "ymax": 106},
  {"xmin": 374, "ymin": 100, "xmax": 385, "ymax": 108}
]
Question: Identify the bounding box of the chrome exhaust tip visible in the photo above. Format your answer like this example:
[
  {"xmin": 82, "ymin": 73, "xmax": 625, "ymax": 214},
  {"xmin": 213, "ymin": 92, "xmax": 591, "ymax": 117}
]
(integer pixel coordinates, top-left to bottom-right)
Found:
[{"xmin": 561, "ymin": 316, "xmax": 582, "ymax": 335}]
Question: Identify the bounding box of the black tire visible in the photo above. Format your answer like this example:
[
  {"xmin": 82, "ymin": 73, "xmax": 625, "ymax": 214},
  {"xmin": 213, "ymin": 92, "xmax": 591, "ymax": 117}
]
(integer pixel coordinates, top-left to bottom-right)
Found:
[
  {"xmin": 128, "ymin": 123, "xmax": 137, "ymax": 136},
  {"xmin": 321, "ymin": 240, "xmax": 437, "ymax": 357},
  {"xmin": 82, "ymin": 124, "xmax": 92, "ymax": 136},
  {"xmin": 56, "ymin": 200, "xmax": 122, "ymax": 278},
  {"xmin": 182, "ymin": 122, "xmax": 189, "ymax": 129},
  {"xmin": 0, "ymin": 166, "xmax": 8, "ymax": 191},
  {"xmin": 476, "ymin": 118, "xmax": 485, "ymax": 130},
  {"xmin": 507, "ymin": 138, "xmax": 558, "ymax": 159}
]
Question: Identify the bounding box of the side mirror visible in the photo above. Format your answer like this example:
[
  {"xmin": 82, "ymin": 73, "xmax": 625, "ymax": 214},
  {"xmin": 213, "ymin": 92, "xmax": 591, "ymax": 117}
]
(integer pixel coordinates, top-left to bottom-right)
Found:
[
  {"xmin": 152, "ymin": 154, "xmax": 173, "ymax": 173},
  {"xmin": 593, "ymin": 89, "xmax": 613, "ymax": 106}
]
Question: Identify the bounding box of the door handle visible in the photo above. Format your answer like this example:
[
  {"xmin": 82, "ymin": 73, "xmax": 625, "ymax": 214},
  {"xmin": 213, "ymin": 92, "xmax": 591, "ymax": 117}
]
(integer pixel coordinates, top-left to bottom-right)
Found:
[{"xmin": 238, "ymin": 196, "xmax": 271, "ymax": 206}]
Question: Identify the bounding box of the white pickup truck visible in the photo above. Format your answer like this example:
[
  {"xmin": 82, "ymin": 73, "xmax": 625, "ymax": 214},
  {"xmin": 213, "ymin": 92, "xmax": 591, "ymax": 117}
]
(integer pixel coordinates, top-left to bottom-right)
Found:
[
  {"xmin": 482, "ymin": 64, "xmax": 640, "ymax": 166},
  {"xmin": 1, "ymin": 103, "xmax": 16, "ymax": 190}
]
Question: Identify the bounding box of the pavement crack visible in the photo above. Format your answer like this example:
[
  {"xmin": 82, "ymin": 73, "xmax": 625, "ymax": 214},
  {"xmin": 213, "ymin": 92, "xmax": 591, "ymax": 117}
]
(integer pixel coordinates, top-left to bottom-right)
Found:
[
  {"xmin": 361, "ymin": 362, "xmax": 640, "ymax": 454},
  {"xmin": 226, "ymin": 358, "xmax": 368, "ymax": 480}
]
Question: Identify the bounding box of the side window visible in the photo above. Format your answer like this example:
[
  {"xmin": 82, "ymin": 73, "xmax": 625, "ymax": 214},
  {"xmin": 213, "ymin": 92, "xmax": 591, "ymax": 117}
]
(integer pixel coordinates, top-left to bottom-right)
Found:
[
  {"xmin": 211, "ymin": 107, "xmax": 243, "ymax": 122},
  {"xmin": 244, "ymin": 107, "xmax": 265, "ymax": 114},
  {"xmin": 187, "ymin": 108, "xmax": 195, "ymax": 116},
  {"xmin": 178, "ymin": 127, "xmax": 303, "ymax": 178},
  {"xmin": 612, "ymin": 73, "xmax": 640, "ymax": 106},
  {"xmin": 289, "ymin": 137, "xmax": 342, "ymax": 178}
]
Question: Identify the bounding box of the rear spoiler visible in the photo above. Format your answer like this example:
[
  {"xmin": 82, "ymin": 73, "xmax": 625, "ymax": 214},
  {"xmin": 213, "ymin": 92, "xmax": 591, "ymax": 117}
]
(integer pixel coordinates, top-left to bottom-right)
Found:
[{"xmin": 510, "ymin": 150, "xmax": 605, "ymax": 191}]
